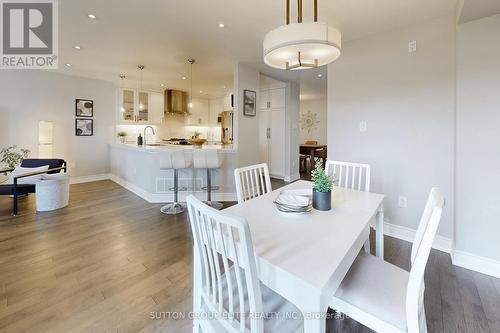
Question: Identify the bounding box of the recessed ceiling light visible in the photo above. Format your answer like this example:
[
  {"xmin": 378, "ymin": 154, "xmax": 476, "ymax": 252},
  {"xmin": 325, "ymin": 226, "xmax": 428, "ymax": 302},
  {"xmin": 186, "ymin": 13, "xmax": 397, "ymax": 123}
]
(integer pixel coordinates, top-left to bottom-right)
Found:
[
  {"xmin": 74, "ymin": 45, "xmax": 81, "ymax": 50},
  {"xmin": 218, "ymin": 23, "xmax": 225, "ymax": 28},
  {"xmin": 161, "ymin": 84, "xmax": 165, "ymax": 87},
  {"xmin": 65, "ymin": 63, "xmax": 72, "ymax": 67},
  {"xmin": 317, "ymin": 74, "xmax": 323, "ymax": 78},
  {"xmin": 199, "ymin": 90, "xmax": 203, "ymax": 93},
  {"xmin": 223, "ymin": 85, "xmax": 226, "ymax": 89},
  {"xmin": 182, "ymin": 76, "xmax": 187, "ymax": 80},
  {"xmin": 87, "ymin": 14, "xmax": 97, "ymax": 19}
]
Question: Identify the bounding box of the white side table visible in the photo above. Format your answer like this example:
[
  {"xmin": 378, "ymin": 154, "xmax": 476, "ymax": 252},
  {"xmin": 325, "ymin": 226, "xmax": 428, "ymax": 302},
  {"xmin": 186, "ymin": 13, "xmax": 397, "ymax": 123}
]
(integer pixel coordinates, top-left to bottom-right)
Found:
[{"xmin": 35, "ymin": 173, "xmax": 70, "ymax": 212}]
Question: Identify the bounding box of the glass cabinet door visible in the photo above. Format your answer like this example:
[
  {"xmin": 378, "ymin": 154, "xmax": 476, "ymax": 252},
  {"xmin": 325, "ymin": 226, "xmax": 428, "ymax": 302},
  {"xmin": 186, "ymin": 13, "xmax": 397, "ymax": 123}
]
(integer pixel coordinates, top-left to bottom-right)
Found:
[
  {"xmin": 121, "ymin": 89, "xmax": 135, "ymax": 122},
  {"xmin": 137, "ymin": 91, "xmax": 149, "ymax": 121}
]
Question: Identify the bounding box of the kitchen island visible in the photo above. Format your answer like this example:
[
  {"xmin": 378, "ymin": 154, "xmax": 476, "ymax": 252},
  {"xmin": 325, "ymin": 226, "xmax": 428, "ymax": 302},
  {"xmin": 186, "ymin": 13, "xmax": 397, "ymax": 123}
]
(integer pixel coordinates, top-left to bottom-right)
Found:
[{"xmin": 109, "ymin": 143, "xmax": 238, "ymax": 203}]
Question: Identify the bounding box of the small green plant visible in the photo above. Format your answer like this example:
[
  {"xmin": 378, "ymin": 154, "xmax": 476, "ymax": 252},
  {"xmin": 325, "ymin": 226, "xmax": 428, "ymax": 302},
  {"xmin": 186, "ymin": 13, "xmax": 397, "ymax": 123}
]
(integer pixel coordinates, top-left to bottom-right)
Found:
[
  {"xmin": 117, "ymin": 131, "xmax": 127, "ymax": 137},
  {"xmin": 311, "ymin": 162, "xmax": 333, "ymax": 193},
  {"xmin": 1, "ymin": 146, "xmax": 30, "ymax": 175}
]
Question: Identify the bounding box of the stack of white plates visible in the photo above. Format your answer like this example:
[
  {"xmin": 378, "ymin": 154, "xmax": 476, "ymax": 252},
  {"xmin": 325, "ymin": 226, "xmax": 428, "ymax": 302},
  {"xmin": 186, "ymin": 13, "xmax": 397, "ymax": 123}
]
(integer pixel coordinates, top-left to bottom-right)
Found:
[{"xmin": 274, "ymin": 194, "xmax": 312, "ymax": 213}]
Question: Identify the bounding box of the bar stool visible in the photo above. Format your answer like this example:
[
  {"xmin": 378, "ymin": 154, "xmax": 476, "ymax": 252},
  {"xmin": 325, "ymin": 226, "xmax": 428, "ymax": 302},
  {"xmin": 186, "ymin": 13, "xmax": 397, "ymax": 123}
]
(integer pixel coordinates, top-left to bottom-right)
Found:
[
  {"xmin": 193, "ymin": 149, "xmax": 223, "ymax": 210},
  {"xmin": 160, "ymin": 150, "xmax": 192, "ymax": 215}
]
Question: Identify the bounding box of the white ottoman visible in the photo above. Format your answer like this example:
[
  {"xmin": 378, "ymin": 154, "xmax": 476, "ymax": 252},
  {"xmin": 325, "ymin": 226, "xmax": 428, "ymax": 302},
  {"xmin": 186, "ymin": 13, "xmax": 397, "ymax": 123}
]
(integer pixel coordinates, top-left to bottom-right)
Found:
[{"xmin": 35, "ymin": 173, "xmax": 70, "ymax": 212}]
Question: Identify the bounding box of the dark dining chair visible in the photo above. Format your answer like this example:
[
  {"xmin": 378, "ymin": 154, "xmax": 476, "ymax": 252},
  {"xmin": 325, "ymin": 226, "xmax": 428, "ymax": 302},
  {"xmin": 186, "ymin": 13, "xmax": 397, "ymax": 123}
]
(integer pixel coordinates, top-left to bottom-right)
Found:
[{"xmin": 0, "ymin": 159, "xmax": 67, "ymax": 215}]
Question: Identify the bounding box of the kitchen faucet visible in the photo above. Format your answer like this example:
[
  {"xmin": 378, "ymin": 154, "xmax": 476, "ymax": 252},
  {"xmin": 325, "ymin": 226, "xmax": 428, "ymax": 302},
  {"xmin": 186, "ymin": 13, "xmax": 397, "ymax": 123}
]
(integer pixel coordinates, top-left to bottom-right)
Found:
[{"xmin": 144, "ymin": 126, "xmax": 156, "ymax": 145}]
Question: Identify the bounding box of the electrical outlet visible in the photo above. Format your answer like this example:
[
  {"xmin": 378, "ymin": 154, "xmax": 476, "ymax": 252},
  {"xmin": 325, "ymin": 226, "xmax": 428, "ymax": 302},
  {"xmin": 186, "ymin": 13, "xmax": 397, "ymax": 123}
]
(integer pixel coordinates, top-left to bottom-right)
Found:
[
  {"xmin": 359, "ymin": 121, "xmax": 367, "ymax": 132},
  {"xmin": 408, "ymin": 40, "xmax": 417, "ymax": 53},
  {"xmin": 398, "ymin": 196, "xmax": 408, "ymax": 208}
]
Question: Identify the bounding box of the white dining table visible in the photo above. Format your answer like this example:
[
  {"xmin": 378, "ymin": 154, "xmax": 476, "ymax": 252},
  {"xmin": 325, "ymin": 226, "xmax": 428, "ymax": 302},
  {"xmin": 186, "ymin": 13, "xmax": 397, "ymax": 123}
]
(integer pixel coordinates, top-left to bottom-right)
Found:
[{"xmin": 223, "ymin": 180, "xmax": 385, "ymax": 333}]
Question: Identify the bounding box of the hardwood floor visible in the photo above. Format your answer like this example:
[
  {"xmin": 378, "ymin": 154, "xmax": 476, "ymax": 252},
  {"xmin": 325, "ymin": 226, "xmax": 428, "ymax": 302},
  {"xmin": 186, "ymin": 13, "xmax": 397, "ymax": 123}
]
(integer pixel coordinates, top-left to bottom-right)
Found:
[{"xmin": 0, "ymin": 180, "xmax": 499, "ymax": 333}]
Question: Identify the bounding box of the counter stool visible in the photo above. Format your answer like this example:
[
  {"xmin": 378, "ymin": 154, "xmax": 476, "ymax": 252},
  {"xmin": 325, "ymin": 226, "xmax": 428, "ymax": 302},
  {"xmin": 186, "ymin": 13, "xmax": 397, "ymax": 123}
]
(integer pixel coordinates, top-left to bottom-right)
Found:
[
  {"xmin": 193, "ymin": 149, "xmax": 223, "ymax": 210},
  {"xmin": 160, "ymin": 150, "xmax": 192, "ymax": 215}
]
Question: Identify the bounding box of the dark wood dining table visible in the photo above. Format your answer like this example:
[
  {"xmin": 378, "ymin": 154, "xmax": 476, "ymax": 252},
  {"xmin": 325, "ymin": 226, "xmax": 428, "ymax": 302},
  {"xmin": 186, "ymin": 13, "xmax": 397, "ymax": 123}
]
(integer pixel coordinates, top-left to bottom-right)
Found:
[{"xmin": 300, "ymin": 144, "xmax": 327, "ymax": 171}]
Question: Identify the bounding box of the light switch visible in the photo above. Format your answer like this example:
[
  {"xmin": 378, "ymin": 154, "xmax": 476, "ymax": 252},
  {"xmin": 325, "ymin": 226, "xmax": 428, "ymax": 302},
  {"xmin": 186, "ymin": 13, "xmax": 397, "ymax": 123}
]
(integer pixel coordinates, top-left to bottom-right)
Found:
[
  {"xmin": 408, "ymin": 40, "xmax": 417, "ymax": 53},
  {"xmin": 359, "ymin": 121, "xmax": 367, "ymax": 132},
  {"xmin": 398, "ymin": 196, "xmax": 408, "ymax": 208}
]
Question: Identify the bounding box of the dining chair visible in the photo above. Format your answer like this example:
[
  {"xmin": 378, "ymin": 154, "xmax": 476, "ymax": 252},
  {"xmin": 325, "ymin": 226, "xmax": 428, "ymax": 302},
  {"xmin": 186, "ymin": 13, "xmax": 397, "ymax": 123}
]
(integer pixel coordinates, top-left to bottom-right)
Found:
[
  {"xmin": 329, "ymin": 188, "xmax": 445, "ymax": 333},
  {"xmin": 325, "ymin": 160, "xmax": 372, "ymax": 252},
  {"xmin": 234, "ymin": 163, "xmax": 272, "ymax": 204},
  {"xmin": 325, "ymin": 160, "xmax": 371, "ymax": 192},
  {"xmin": 305, "ymin": 140, "xmax": 318, "ymax": 145},
  {"xmin": 313, "ymin": 147, "xmax": 327, "ymax": 169},
  {"xmin": 186, "ymin": 195, "xmax": 303, "ymax": 333}
]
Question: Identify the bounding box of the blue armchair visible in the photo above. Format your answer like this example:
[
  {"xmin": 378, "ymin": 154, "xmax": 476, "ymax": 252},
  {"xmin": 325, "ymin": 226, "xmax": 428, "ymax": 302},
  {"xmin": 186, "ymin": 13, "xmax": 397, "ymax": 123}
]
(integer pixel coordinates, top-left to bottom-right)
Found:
[{"xmin": 0, "ymin": 159, "xmax": 67, "ymax": 215}]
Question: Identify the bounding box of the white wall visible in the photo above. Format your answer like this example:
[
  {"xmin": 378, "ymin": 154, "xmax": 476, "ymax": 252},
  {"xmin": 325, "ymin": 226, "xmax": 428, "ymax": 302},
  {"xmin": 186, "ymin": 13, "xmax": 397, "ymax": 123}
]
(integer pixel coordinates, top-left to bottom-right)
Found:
[
  {"xmin": 285, "ymin": 81, "xmax": 300, "ymax": 181},
  {"xmin": 234, "ymin": 63, "xmax": 261, "ymax": 167},
  {"xmin": 0, "ymin": 71, "xmax": 116, "ymax": 177},
  {"xmin": 456, "ymin": 14, "xmax": 500, "ymax": 262},
  {"xmin": 299, "ymin": 98, "xmax": 327, "ymax": 145},
  {"xmin": 327, "ymin": 16, "xmax": 456, "ymax": 238}
]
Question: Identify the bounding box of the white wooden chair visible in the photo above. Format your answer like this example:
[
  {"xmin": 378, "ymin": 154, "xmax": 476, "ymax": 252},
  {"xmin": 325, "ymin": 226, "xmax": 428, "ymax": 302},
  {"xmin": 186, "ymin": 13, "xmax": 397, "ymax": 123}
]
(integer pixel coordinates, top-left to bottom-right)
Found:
[
  {"xmin": 186, "ymin": 195, "xmax": 303, "ymax": 333},
  {"xmin": 325, "ymin": 160, "xmax": 372, "ymax": 252},
  {"xmin": 325, "ymin": 160, "xmax": 371, "ymax": 192},
  {"xmin": 234, "ymin": 164, "xmax": 272, "ymax": 204},
  {"xmin": 329, "ymin": 188, "xmax": 445, "ymax": 333}
]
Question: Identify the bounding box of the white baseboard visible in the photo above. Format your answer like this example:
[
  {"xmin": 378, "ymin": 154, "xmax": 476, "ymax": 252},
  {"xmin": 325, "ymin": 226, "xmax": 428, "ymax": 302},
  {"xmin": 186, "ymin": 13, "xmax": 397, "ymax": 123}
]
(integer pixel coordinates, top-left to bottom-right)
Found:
[
  {"xmin": 284, "ymin": 173, "xmax": 301, "ymax": 182},
  {"xmin": 452, "ymin": 250, "xmax": 500, "ymax": 279},
  {"xmin": 70, "ymin": 173, "xmax": 111, "ymax": 184},
  {"xmin": 382, "ymin": 222, "xmax": 453, "ymax": 254},
  {"xmin": 383, "ymin": 222, "xmax": 500, "ymax": 278},
  {"xmin": 109, "ymin": 174, "xmax": 237, "ymax": 203}
]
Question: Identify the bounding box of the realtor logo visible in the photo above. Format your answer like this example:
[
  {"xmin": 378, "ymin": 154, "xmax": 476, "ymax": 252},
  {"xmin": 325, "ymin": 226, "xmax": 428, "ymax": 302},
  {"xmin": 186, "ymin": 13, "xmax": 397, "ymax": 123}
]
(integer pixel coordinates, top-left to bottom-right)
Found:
[{"xmin": 1, "ymin": 0, "xmax": 58, "ymax": 69}]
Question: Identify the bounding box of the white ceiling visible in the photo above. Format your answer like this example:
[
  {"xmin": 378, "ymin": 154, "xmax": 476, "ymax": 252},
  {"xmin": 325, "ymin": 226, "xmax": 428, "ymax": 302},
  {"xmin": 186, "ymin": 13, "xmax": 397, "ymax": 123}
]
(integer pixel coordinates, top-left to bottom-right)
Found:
[
  {"xmin": 459, "ymin": 0, "xmax": 500, "ymax": 24},
  {"xmin": 56, "ymin": 0, "xmax": 458, "ymax": 99}
]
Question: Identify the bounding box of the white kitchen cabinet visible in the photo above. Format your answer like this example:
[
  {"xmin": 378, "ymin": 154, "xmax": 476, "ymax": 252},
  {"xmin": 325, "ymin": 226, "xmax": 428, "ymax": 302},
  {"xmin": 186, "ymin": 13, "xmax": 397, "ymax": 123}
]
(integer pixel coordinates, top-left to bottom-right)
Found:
[
  {"xmin": 269, "ymin": 88, "xmax": 286, "ymax": 109},
  {"xmin": 119, "ymin": 89, "xmax": 136, "ymax": 123},
  {"xmin": 259, "ymin": 110, "xmax": 270, "ymax": 163},
  {"xmin": 260, "ymin": 88, "xmax": 285, "ymax": 111},
  {"xmin": 269, "ymin": 109, "xmax": 285, "ymax": 176},
  {"xmin": 149, "ymin": 92, "xmax": 164, "ymax": 124},
  {"xmin": 259, "ymin": 87, "xmax": 286, "ymax": 178},
  {"xmin": 260, "ymin": 90, "xmax": 270, "ymax": 110},
  {"xmin": 137, "ymin": 91, "xmax": 150, "ymax": 122},
  {"xmin": 117, "ymin": 88, "xmax": 164, "ymax": 125}
]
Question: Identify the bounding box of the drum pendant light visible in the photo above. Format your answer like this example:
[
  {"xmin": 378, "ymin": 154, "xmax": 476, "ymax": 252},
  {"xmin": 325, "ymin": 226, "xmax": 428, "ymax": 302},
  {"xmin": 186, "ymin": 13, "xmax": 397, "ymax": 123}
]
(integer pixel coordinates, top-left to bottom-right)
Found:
[{"xmin": 263, "ymin": 0, "xmax": 341, "ymax": 70}]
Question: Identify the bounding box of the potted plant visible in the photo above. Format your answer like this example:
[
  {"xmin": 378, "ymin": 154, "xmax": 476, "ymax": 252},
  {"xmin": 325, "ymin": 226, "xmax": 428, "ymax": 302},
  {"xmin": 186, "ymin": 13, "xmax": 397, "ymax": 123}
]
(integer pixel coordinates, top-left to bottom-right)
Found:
[
  {"xmin": 117, "ymin": 131, "xmax": 127, "ymax": 143},
  {"xmin": 0, "ymin": 146, "xmax": 30, "ymax": 183},
  {"xmin": 311, "ymin": 162, "xmax": 334, "ymax": 211}
]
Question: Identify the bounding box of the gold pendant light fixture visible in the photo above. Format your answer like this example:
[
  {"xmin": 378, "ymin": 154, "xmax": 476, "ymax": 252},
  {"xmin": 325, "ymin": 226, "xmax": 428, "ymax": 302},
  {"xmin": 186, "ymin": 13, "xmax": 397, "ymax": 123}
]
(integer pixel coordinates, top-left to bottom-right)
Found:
[
  {"xmin": 138, "ymin": 65, "xmax": 144, "ymax": 110},
  {"xmin": 263, "ymin": 0, "xmax": 341, "ymax": 70},
  {"xmin": 187, "ymin": 58, "xmax": 195, "ymax": 109}
]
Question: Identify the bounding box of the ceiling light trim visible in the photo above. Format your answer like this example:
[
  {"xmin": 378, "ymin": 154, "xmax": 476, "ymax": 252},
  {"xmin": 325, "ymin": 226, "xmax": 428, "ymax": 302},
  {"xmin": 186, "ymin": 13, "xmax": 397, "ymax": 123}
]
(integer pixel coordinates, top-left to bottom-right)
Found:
[{"xmin": 264, "ymin": 39, "xmax": 340, "ymax": 56}]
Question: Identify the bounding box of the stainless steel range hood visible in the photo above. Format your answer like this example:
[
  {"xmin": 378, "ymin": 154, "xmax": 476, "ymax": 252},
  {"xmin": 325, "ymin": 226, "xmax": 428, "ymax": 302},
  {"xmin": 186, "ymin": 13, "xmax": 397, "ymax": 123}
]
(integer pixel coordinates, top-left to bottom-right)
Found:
[{"xmin": 164, "ymin": 89, "xmax": 190, "ymax": 115}]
